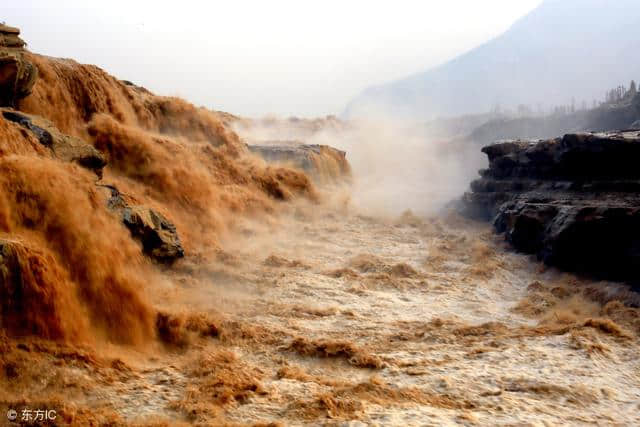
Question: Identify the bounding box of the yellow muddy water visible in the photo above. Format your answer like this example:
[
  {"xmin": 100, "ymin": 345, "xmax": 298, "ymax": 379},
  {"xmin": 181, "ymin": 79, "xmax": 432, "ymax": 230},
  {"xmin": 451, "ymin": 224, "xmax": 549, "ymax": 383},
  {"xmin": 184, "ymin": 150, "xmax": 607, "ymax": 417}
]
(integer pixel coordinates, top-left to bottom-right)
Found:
[{"xmin": 3, "ymin": 202, "xmax": 638, "ymax": 426}]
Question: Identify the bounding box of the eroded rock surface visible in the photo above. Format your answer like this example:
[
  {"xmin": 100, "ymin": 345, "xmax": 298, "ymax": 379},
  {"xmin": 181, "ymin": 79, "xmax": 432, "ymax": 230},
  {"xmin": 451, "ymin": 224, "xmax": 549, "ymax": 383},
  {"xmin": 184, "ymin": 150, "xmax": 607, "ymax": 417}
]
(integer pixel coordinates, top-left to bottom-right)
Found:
[
  {"xmin": 2, "ymin": 108, "xmax": 106, "ymax": 176},
  {"xmin": 461, "ymin": 131, "xmax": 640, "ymax": 283},
  {"xmin": 0, "ymin": 24, "xmax": 37, "ymax": 107},
  {"xmin": 100, "ymin": 185, "xmax": 185, "ymax": 263},
  {"xmin": 122, "ymin": 206, "xmax": 185, "ymax": 262},
  {"xmin": 248, "ymin": 142, "xmax": 351, "ymax": 182}
]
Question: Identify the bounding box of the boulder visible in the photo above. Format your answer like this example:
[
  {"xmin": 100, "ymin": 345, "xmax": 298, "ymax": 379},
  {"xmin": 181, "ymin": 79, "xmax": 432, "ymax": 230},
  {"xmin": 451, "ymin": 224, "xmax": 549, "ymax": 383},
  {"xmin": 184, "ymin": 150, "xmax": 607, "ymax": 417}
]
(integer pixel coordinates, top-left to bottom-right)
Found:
[
  {"xmin": 1, "ymin": 109, "xmax": 106, "ymax": 176},
  {"xmin": 460, "ymin": 131, "xmax": 640, "ymax": 284},
  {"xmin": 0, "ymin": 24, "xmax": 37, "ymax": 107},
  {"xmin": 100, "ymin": 185, "xmax": 185, "ymax": 263},
  {"xmin": 122, "ymin": 206, "xmax": 185, "ymax": 262}
]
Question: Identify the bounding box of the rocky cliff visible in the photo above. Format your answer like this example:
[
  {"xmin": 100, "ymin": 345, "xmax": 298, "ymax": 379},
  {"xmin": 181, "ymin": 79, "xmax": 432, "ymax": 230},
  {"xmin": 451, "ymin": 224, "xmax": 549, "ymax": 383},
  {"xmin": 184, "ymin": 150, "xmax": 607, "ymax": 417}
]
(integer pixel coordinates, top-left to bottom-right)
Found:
[
  {"xmin": 0, "ymin": 24, "xmax": 37, "ymax": 107},
  {"xmin": 461, "ymin": 132, "xmax": 640, "ymax": 284}
]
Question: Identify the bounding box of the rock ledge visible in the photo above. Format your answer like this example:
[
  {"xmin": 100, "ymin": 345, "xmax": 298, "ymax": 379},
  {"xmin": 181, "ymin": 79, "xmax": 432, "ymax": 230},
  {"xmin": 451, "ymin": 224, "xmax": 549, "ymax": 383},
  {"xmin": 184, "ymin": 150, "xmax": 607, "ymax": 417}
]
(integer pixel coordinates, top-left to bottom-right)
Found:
[{"xmin": 461, "ymin": 131, "xmax": 640, "ymax": 283}]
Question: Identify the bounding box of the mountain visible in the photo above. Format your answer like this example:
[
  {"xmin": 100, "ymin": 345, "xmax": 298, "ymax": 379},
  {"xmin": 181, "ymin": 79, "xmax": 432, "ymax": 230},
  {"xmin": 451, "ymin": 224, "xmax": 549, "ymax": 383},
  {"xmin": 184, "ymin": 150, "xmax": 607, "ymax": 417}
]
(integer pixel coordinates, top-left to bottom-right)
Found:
[{"xmin": 344, "ymin": 0, "xmax": 640, "ymax": 119}]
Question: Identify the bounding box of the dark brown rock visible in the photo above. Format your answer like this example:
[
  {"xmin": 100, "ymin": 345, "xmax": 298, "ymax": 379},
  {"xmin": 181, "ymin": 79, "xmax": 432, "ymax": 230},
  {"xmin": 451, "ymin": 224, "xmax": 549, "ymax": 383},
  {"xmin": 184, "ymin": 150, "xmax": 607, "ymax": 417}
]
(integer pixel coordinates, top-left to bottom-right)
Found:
[
  {"xmin": 122, "ymin": 206, "xmax": 185, "ymax": 263},
  {"xmin": 0, "ymin": 24, "xmax": 37, "ymax": 107},
  {"xmin": 461, "ymin": 131, "xmax": 640, "ymax": 284},
  {"xmin": 100, "ymin": 185, "xmax": 185, "ymax": 263},
  {"xmin": 1, "ymin": 109, "xmax": 106, "ymax": 176}
]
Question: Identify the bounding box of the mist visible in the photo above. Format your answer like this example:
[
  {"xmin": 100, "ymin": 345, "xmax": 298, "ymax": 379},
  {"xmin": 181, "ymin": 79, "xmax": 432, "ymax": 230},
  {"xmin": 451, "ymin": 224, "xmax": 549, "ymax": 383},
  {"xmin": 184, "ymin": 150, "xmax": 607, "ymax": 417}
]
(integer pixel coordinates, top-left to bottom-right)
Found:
[
  {"xmin": 4, "ymin": 0, "xmax": 541, "ymax": 117},
  {"xmin": 234, "ymin": 115, "xmax": 485, "ymax": 216},
  {"xmin": 347, "ymin": 0, "xmax": 640, "ymax": 120}
]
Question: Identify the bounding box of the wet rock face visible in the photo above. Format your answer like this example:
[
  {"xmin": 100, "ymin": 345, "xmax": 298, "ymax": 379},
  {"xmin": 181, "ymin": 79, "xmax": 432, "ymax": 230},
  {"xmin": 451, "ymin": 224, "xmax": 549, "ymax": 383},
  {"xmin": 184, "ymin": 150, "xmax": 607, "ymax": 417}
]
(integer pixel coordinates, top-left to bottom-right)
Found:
[
  {"xmin": 461, "ymin": 131, "xmax": 640, "ymax": 283},
  {"xmin": 100, "ymin": 185, "xmax": 185, "ymax": 263},
  {"xmin": 2, "ymin": 109, "xmax": 107, "ymax": 176},
  {"xmin": 248, "ymin": 142, "xmax": 351, "ymax": 182},
  {"xmin": 0, "ymin": 24, "xmax": 37, "ymax": 107},
  {"xmin": 121, "ymin": 206, "xmax": 185, "ymax": 262}
]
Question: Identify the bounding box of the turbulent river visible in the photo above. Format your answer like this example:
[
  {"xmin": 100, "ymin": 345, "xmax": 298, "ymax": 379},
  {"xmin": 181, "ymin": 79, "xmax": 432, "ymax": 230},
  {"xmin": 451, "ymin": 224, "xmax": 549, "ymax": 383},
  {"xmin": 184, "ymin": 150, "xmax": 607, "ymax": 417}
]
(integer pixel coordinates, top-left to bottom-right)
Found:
[
  {"xmin": 3, "ymin": 202, "xmax": 640, "ymax": 426},
  {"xmin": 108, "ymin": 204, "xmax": 640, "ymax": 425}
]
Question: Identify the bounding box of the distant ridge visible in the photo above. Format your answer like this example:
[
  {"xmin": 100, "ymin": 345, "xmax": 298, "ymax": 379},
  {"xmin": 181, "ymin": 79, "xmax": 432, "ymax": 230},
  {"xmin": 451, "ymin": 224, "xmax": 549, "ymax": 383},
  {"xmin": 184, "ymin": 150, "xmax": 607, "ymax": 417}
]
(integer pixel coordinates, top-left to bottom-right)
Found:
[{"xmin": 344, "ymin": 0, "xmax": 640, "ymax": 119}]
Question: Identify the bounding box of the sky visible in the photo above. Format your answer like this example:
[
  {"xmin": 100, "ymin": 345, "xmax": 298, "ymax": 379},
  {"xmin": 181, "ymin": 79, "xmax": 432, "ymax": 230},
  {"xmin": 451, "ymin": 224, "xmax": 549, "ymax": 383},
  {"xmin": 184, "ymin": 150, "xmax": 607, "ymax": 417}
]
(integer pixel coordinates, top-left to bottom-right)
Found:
[{"xmin": 5, "ymin": 0, "xmax": 543, "ymax": 117}]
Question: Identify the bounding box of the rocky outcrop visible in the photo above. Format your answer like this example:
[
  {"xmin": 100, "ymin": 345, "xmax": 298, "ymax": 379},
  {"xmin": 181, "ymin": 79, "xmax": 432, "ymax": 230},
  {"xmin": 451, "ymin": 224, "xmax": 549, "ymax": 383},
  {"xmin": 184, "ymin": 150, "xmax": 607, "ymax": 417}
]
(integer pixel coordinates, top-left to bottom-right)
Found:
[
  {"xmin": 100, "ymin": 185, "xmax": 185, "ymax": 263},
  {"xmin": 2, "ymin": 109, "xmax": 106, "ymax": 176},
  {"xmin": 122, "ymin": 207, "xmax": 184, "ymax": 262},
  {"xmin": 0, "ymin": 24, "xmax": 37, "ymax": 107},
  {"xmin": 248, "ymin": 142, "xmax": 351, "ymax": 182},
  {"xmin": 461, "ymin": 131, "xmax": 640, "ymax": 283}
]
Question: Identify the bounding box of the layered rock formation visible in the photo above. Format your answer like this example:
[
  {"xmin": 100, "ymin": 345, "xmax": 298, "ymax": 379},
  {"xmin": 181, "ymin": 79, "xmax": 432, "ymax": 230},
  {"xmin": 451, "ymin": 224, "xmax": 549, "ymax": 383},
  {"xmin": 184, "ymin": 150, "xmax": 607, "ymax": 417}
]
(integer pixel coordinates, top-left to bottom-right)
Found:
[
  {"xmin": 2, "ymin": 109, "xmax": 106, "ymax": 176},
  {"xmin": 0, "ymin": 24, "xmax": 37, "ymax": 107},
  {"xmin": 249, "ymin": 142, "xmax": 351, "ymax": 183},
  {"xmin": 461, "ymin": 132, "xmax": 640, "ymax": 283}
]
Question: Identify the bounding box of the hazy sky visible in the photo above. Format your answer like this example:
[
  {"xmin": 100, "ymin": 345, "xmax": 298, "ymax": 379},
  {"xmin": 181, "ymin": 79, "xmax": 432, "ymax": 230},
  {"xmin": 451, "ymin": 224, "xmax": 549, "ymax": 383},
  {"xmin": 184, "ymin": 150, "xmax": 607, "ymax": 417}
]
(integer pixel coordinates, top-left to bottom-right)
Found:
[{"xmin": 5, "ymin": 0, "xmax": 542, "ymax": 117}]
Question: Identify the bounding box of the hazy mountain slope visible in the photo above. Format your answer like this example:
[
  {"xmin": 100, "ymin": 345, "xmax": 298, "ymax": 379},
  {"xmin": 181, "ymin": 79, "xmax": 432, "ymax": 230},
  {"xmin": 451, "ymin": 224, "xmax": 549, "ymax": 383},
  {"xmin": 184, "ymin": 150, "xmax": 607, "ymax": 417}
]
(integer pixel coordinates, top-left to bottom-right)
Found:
[{"xmin": 345, "ymin": 0, "xmax": 640, "ymax": 119}]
